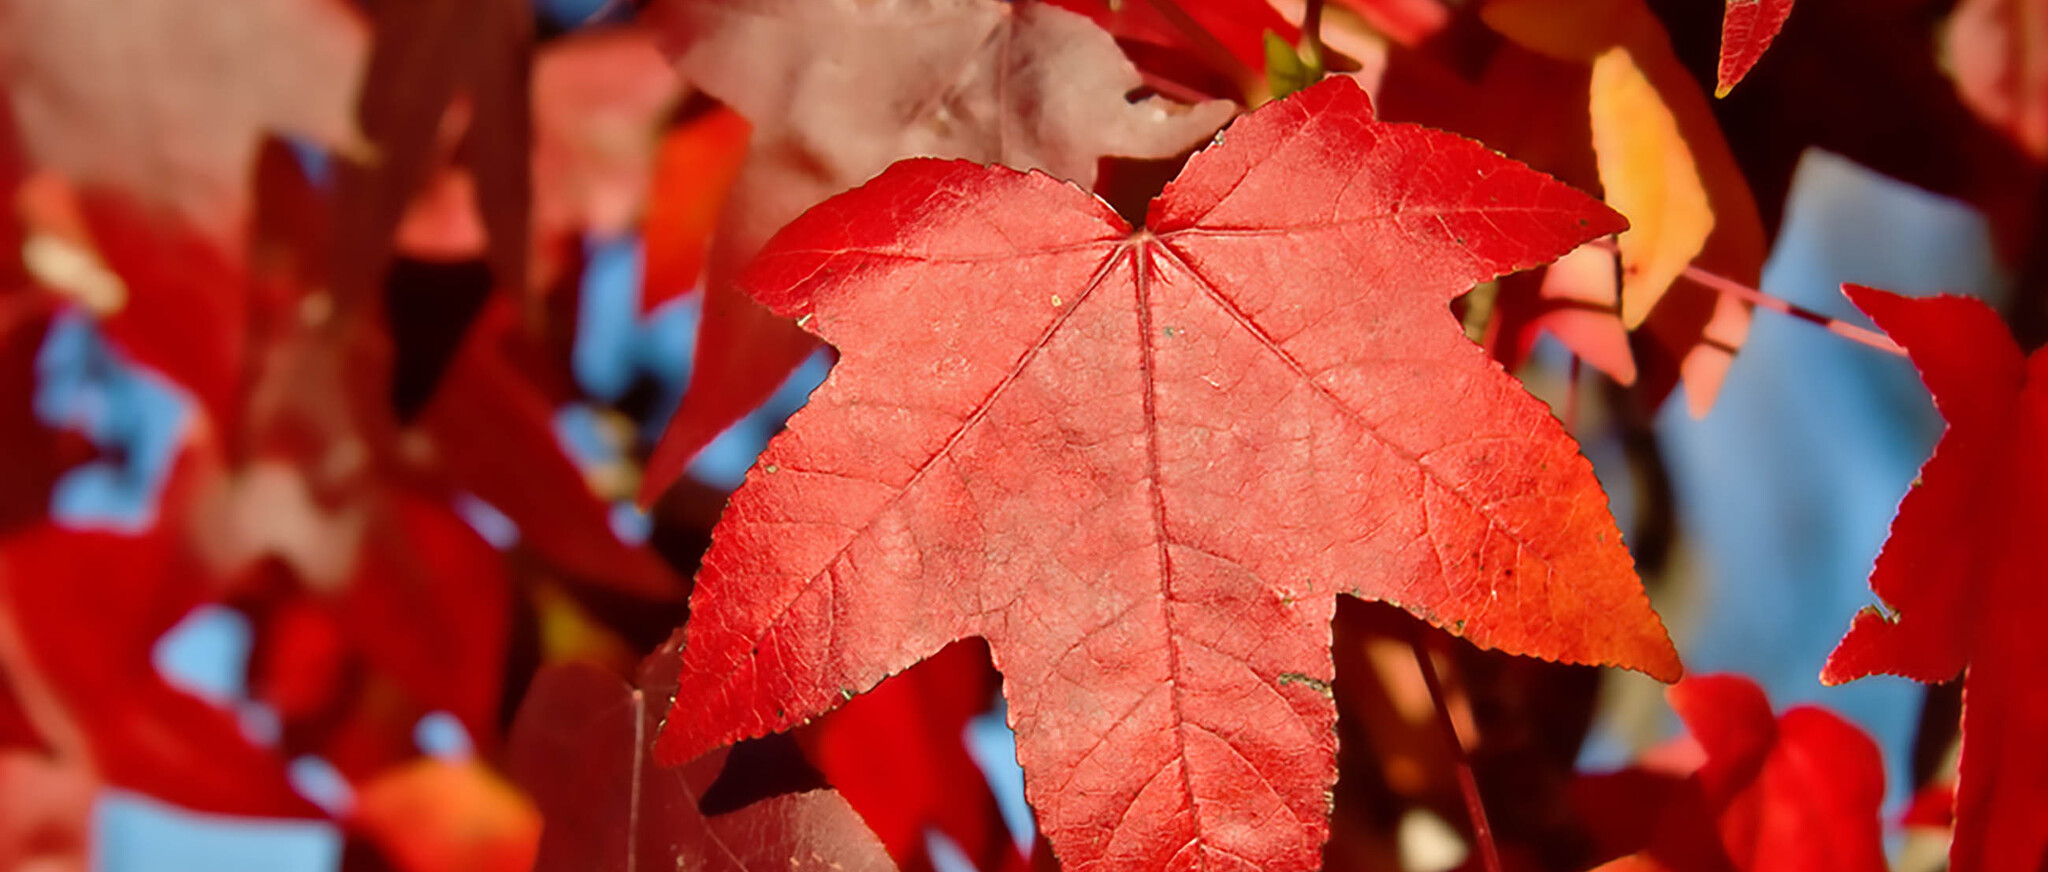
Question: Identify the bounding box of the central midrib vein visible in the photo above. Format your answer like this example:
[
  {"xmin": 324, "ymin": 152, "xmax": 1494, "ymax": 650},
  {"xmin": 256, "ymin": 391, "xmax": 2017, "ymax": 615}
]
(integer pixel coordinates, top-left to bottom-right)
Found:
[{"xmin": 1132, "ymin": 234, "xmax": 1207, "ymax": 860}]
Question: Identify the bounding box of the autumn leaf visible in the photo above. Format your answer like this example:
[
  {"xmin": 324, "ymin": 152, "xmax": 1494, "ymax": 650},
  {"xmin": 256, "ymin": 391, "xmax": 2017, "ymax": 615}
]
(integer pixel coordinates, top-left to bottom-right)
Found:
[
  {"xmin": 656, "ymin": 78, "xmax": 1677, "ymax": 871},
  {"xmin": 1380, "ymin": 0, "xmax": 1763, "ymax": 414},
  {"xmin": 1677, "ymin": 678, "xmax": 1885, "ymax": 872},
  {"xmin": 1045, "ymin": 0, "xmax": 1296, "ymax": 100},
  {"xmin": 1328, "ymin": 0, "xmax": 1456, "ymax": 48},
  {"xmin": 1589, "ymin": 47, "xmax": 1714, "ymax": 330},
  {"xmin": 0, "ymin": 749, "xmax": 90, "ymax": 872},
  {"xmin": 332, "ymin": 490, "xmax": 512, "ymax": 746},
  {"xmin": 331, "ymin": 0, "xmax": 531, "ymax": 310},
  {"xmin": 803, "ymin": 640, "xmax": 1024, "ymax": 872},
  {"xmin": 0, "ymin": 525, "xmax": 315, "ymax": 817},
  {"xmin": 636, "ymin": 0, "xmax": 1236, "ymax": 506},
  {"xmin": 507, "ymin": 651, "xmax": 896, "ymax": 872},
  {"xmin": 1714, "ymin": 0, "xmax": 1794, "ymax": 97},
  {"xmin": 0, "ymin": 0, "xmax": 367, "ymax": 241},
  {"xmin": 1820, "ymin": 285, "xmax": 2048, "ymax": 872},
  {"xmin": 419, "ymin": 298, "xmax": 684, "ymax": 600},
  {"xmin": 531, "ymin": 25, "xmax": 687, "ymax": 293},
  {"xmin": 1945, "ymin": 0, "xmax": 2048, "ymax": 159},
  {"xmin": 1578, "ymin": 674, "xmax": 1886, "ymax": 872},
  {"xmin": 1644, "ymin": 0, "xmax": 2041, "ymax": 262},
  {"xmin": 352, "ymin": 758, "xmax": 542, "ymax": 872},
  {"xmin": 640, "ymin": 106, "xmax": 751, "ymax": 315},
  {"xmin": 1486, "ymin": 245, "xmax": 1638, "ymax": 387}
]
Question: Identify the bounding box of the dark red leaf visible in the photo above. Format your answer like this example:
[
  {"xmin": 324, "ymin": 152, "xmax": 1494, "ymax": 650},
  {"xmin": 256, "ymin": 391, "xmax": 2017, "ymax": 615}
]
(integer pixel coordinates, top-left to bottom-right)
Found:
[
  {"xmin": 507, "ymin": 654, "xmax": 896, "ymax": 872},
  {"xmin": 805, "ymin": 640, "xmax": 1023, "ymax": 872},
  {"xmin": 332, "ymin": 0, "xmax": 531, "ymax": 310},
  {"xmin": 338, "ymin": 491, "xmax": 511, "ymax": 745}
]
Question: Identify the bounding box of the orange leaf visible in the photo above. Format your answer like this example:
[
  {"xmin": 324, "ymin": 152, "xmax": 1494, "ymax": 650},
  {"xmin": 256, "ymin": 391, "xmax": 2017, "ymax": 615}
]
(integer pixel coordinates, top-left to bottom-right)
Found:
[{"xmin": 354, "ymin": 759, "xmax": 541, "ymax": 872}]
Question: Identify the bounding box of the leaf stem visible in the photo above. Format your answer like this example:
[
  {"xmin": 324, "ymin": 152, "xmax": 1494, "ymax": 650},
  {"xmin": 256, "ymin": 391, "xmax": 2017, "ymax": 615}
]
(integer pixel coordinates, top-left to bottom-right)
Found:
[
  {"xmin": 1585, "ymin": 240, "xmax": 1905, "ymax": 356},
  {"xmin": 1301, "ymin": 0, "xmax": 1325, "ymax": 62},
  {"xmin": 1410, "ymin": 630, "xmax": 1503, "ymax": 872},
  {"xmin": 1565, "ymin": 353, "xmax": 1582, "ymax": 433}
]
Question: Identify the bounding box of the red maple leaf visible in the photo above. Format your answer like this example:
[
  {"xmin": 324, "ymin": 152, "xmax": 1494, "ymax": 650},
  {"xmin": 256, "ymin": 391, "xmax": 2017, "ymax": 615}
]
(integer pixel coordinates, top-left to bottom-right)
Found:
[
  {"xmin": 656, "ymin": 78, "xmax": 1678, "ymax": 870},
  {"xmin": 634, "ymin": 0, "xmax": 1234, "ymax": 506},
  {"xmin": 1715, "ymin": 0, "xmax": 1794, "ymax": 97},
  {"xmin": 1820, "ymin": 285, "xmax": 2048, "ymax": 872}
]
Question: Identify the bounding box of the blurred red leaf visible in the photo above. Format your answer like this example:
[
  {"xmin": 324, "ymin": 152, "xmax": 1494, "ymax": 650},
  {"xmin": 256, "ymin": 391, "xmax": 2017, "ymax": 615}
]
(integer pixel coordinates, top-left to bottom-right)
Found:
[
  {"xmin": 337, "ymin": 492, "xmax": 510, "ymax": 745},
  {"xmin": 0, "ymin": 299, "xmax": 83, "ymax": 535},
  {"xmin": 79, "ymin": 194, "xmax": 250, "ymax": 428},
  {"xmin": 1579, "ymin": 674, "xmax": 1885, "ymax": 872},
  {"xmin": 1946, "ymin": 0, "xmax": 2048, "ymax": 159},
  {"xmin": 1383, "ymin": 0, "xmax": 1766, "ymax": 413},
  {"xmin": 0, "ymin": 749, "xmax": 91, "ymax": 872},
  {"xmin": 331, "ymin": 0, "xmax": 531, "ymax": 309},
  {"xmin": 507, "ymin": 650, "xmax": 896, "ymax": 872},
  {"xmin": 1671, "ymin": 675, "xmax": 1886, "ymax": 872},
  {"xmin": 420, "ymin": 298, "xmax": 682, "ymax": 599},
  {"xmin": 0, "ymin": 525, "xmax": 315, "ymax": 817},
  {"xmin": 639, "ymin": 106, "xmax": 751, "ymax": 315},
  {"xmin": 1821, "ymin": 285, "xmax": 2048, "ymax": 872},
  {"xmin": 1045, "ymin": 0, "xmax": 1295, "ymax": 96},
  {"xmin": 656, "ymin": 79, "xmax": 1675, "ymax": 870},
  {"xmin": 0, "ymin": 0, "xmax": 366, "ymax": 240},
  {"xmin": 531, "ymin": 25, "xmax": 685, "ymax": 290},
  {"xmin": 353, "ymin": 758, "xmax": 541, "ymax": 872}
]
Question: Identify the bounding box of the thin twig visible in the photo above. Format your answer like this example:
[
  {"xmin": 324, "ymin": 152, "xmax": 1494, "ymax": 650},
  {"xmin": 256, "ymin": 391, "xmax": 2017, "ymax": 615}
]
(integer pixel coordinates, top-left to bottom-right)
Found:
[
  {"xmin": 1410, "ymin": 630, "xmax": 1503, "ymax": 872},
  {"xmin": 1675, "ymin": 263, "xmax": 1905, "ymax": 355},
  {"xmin": 1585, "ymin": 240, "xmax": 1906, "ymax": 356}
]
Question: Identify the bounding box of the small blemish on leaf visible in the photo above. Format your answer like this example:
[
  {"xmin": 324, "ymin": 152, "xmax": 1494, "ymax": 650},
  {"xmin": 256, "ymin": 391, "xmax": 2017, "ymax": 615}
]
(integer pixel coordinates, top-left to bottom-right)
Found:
[
  {"xmin": 1453, "ymin": 619, "xmax": 1467, "ymax": 634},
  {"xmin": 764, "ymin": 464, "xmax": 780, "ymax": 474},
  {"xmin": 1162, "ymin": 325, "xmax": 1181, "ymax": 338},
  {"xmin": 1277, "ymin": 672, "xmax": 1333, "ymax": 697},
  {"xmin": 796, "ymin": 313, "xmax": 813, "ymax": 327},
  {"xmin": 1455, "ymin": 237, "xmax": 1466, "ymax": 245},
  {"xmin": 840, "ymin": 688, "xmax": 855, "ymax": 701}
]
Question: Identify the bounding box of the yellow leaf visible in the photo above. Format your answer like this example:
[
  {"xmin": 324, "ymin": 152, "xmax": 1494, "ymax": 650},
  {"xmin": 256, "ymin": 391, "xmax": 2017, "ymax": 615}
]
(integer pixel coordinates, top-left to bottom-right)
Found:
[{"xmin": 1590, "ymin": 47, "xmax": 1715, "ymax": 329}]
